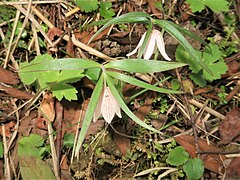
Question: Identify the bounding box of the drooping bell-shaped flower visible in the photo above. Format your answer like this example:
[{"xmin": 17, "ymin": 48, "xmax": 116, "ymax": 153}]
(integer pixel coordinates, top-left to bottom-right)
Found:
[
  {"xmin": 93, "ymin": 86, "xmax": 122, "ymax": 124},
  {"xmin": 127, "ymin": 29, "xmax": 171, "ymax": 61}
]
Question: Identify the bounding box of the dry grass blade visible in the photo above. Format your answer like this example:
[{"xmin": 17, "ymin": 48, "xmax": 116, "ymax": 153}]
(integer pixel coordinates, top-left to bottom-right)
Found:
[
  {"xmin": 0, "ymin": 1, "xmax": 63, "ymax": 5},
  {"xmin": 2, "ymin": 125, "xmax": 10, "ymax": 180}
]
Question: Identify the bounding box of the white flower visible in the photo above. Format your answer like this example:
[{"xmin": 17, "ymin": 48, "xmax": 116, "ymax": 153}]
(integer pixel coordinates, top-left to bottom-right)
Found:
[
  {"xmin": 127, "ymin": 29, "xmax": 171, "ymax": 61},
  {"xmin": 93, "ymin": 86, "xmax": 122, "ymax": 123}
]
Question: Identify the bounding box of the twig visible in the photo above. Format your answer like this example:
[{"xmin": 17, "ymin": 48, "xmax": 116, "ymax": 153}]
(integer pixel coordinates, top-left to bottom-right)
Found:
[
  {"xmin": 0, "ymin": 0, "xmax": 63, "ymax": 5},
  {"xmin": 189, "ymin": 99, "xmax": 225, "ymax": 120},
  {"xmin": 47, "ymin": 121, "xmax": 60, "ymax": 180},
  {"xmin": 9, "ymin": 0, "xmax": 32, "ymax": 69},
  {"xmin": 31, "ymin": 6, "xmax": 116, "ymax": 61},
  {"xmin": 13, "ymin": 5, "xmax": 54, "ymax": 47},
  {"xmin": 4, "ymin": 10, "xmax": 20, "ymax": 68},
  {"xmin": 2, "ymin": 125, "xmax": 11, "ymax": 180},
  {"xmin": 31, "ymin": 23, "xmax": 41, "ymax": 55}
]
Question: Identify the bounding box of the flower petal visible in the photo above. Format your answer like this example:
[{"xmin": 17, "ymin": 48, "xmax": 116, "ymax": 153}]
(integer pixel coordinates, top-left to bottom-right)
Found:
[
  {"xmin": 126, "ymin": 32, "xmax": 147, "ymax": 57},
  {"xmin": 143, "ymin": 31, "xmax": 156, "ymax": 60},
  {"xmin": 93, "ymin": 90, "xmax": 103, "ymax": 122},
  {"xmin": 101, "ymin": 87, "xmax": 116, "ymax": 123},
  {"xmin": 155, "ymin": 30, "xmax": 171, "ymax": 61},
  {"xmin": 107, "ymin": 87, "xmax": 122, "ymax": 118}
]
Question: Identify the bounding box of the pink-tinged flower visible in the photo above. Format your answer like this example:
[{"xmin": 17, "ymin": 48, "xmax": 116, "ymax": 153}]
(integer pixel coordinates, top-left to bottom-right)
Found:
[
  {"xmin": 127, "ymin": 29, "xmax": 171, "ymax": 61},
  {"xmin": 93, "ymin": 86, "xmax": 122, "ymax": 123}
]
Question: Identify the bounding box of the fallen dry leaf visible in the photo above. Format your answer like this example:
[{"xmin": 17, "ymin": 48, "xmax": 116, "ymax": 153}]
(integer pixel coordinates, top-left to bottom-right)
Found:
[
  {"xmin": 39, "ymin": 92, "xmax": 55, "ymax": 122},
  {"xmin": 219, "ymin": 108, "xmax": 240, "ymax": 144},
  {"xmin": 147, "ymin": 0, "xmax": 162, "ymax": 19},
  {"xmin": 0, "ymin": 121, "xmax": 16, "ymax": 137},
  {"xmin": 0, "ymin": 84, "xmax": 32, "ymax": 99},
  {"xmin": 47, "ymin": 27, "xmax": 63, "ymax": 41},
  {"xmin": 0, "ymin": 67, "xmax": 19, "ymax": 85},
  {"xmin": 113, "ymin": 125, "xmax": 131, "ymax": 156},
  {"xmin": 174, "ymin": 135, "xmax": 226, "ymax": 174},
  {"xmin": 226, "ymin": 157, "xmax": 240, "ymax": 179}
]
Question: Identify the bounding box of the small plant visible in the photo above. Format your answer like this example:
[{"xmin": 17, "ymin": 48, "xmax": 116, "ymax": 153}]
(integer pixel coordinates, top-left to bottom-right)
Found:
[
  {"xmin": 176, "ymin": 43, "xmax": 228, "ymax": 87},
  {"xmin": 186, "ymin": 0, "xmax": 229, "ymax": 13},
  {"xmin": 167, "ymin": 146, "xmax": 204, "ymax": 180},
  {"xmin": 75, "ymin": 0, "xmax": 115, "ymax": 19}
]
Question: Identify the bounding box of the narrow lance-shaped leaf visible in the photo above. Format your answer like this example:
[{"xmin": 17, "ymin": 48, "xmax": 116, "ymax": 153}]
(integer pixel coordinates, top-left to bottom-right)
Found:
[
  {"xmin": 137, "ymin": 22, "xmax": 153, "ymax": 59},
  {"xmin": 19, "ymin": 58, "xmax": 101, "ymax": 73},
  {"xmin": 154, "ymin": 19, "xmax": 212, "ymax": 75},
  {"xmin": 105, "ymin": 59, "xmax": 186, "ymax": 73},
  {"xmin": 88, "ymin": 12, "xmax": 151, "ymax": 44},
  {"xmin": 74, "ymin": 73, "xmax": 104, "ymax": 156},
  {"xmin": 106, "ymin": 71, "xmax": 184, "ymax": 94},
  {"xmin": 105, "ymin": 74, "xmax": 160, "ymax": 134}
]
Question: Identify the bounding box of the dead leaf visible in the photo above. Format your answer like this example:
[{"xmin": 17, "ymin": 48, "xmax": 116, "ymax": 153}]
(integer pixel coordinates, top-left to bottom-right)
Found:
[
  {"xmin": 66, "ymin": 35, "xmax": 74, "ymax": 58},
  {"xmin": 0, "ymin": 67, "xmax": 19, "ymax": 85},
  {"xmin": 0, "ymin": 84, "xmax": 32, "ymax": 99},
  {"xmin": 147, "ymin": 0, "xmax": 162, "ymax": 19},
  {"xmin": 113, "ymin": 125, "xmax": 131, "ymax": 156},
  {"xmin": 0, "ymin": 122, "xmax": 16, "ymax": 137},
  {"xmin": 174, "ymin": 135, "xmax": 226, "ymax": 174},
  {"xmin": 226, "ymin": 157, "xmax": 240, "ymax": 179},
  {"xmin": 39, "ymin": 92, "xmax": 55, "ymax": 122},
  {"xmin": 47, "ymin": 27, "xmax": 63, "ymax": 41},
  {"xmin": 219, "ymin": 108, "xmax": 240, "ymax": 144}
]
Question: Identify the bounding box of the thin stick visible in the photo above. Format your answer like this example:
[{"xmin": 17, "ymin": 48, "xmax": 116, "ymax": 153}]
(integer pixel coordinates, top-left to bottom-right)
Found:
[
  {"xmin": 31, "ymin": 24, "xmax": 41, "ymax": 55},
  {"xmin": 0, "ymin": 0, "xmax": 63, "ymax": 5},
  {"xmin": 47, "ymin": 122, "xmax": 60, "ymax": 179},
  {"xmin": 13, "ymin": 5, "xmax": 54, "ymax": 47},
  {"xmin": 4, "ymin": 10, "xmax": 20, "ymax": 68},
  {"xmin": 189, "ymin": 99, "xmax": 225, "ymax": 120},
  {"xmin": 31, "ymin": 6, "xmax": 116, "ymax": 61},
  {"xmin": 10, "ymin": 0, "xmax": 32, "ymax": 69},
  {"xmin": 2, "ymin": 125, "xmax": 11, "ymax": 180}
]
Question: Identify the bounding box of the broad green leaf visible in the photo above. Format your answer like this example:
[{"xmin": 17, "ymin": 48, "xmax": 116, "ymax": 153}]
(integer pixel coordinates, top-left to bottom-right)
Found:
[
  {"xmin": 76, "ymin": 0, "xmax": 99, "ymax": 13},
  {"xmin": 202, "ymin": 0, "xmax": 229, "ymax": 12},
  {"xmin": 186, "ymin": 0, "xmax": 205, "ymax": 12},
  {"xmin": 183, "ymin": 158, "xmax": 204, "ymax": 180},
  {"xmin": 107, "ymin": 71, "xmax": 183, "ymax": 94},
  {"xmin": 190, "ymin": 71, "xmax": 207, "ymax": 87},
  {"xmin": 74, "ymin": 73, "xmax": 104, "ymax": 155},
  {"xmin": 175, "ymin": 45, "xmax": 201, "ymax": 73},
  {"xmin": 105, "ymin": 59, "xmax": 186, "ymax": 73},
  {"xmin": 85, "ymin": 68, "xmax": 101, "ymax": 83},
  {"xmin": 88, "ymin": 12, "xmax": 150, "ymax": 43},
  {"xmin": 106, "ymin": 74, "xmax": 160, "ymax": 133},
  {"xmin": 166, "ymin": 146, "xmax": 189, "ymax": 166},
  {"xmin": 18, "ymin": 134, "xmax": 44, "ymax": 159},
  {"xmin": 154, "ymin": 19, "xmax": 212, "ymax": 75},
  {"xmin": 99, "ymin": 1, "xmax": 115, "ymax": 19},
  {"xmin": 19, "ymin": 156, "xmax": 55, "ymax": 180},
  {"xmin": 51, "ymin": 83, "xmax": 78, "ymax": 101},
  {"xmin": 19, "ymin": 58, "xmax": 101, "ymax": 72}
]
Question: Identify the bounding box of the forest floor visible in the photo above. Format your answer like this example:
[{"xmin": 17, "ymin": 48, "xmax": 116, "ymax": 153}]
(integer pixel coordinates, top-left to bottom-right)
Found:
[{"xmin": 0, "ymin": 0, "xmax": 240, "ymax": 179}]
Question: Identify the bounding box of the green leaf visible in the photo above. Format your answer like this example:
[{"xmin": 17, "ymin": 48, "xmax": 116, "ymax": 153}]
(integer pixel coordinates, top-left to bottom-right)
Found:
[
  {"xmin": 107, "ymin": 71, "xmax": 183, "ymax": 94},
  {"xmin": 19, "ymin": 58, "xmax": 101, "ymax": 72},
  {"xmin": 186, "ymin": 0, "xmax": 205, "ymax": 12},
  {"xmin": 202, "ymin": 44, "xmax": 227, "ymax": 81},
  {"xmin": 183, "ymin": 158, "xmax": 204, "ymax": 180},
  {"xmin": 154, "ymin": 20, "xmax": 212, "ymax": 75},
  {"xmin": 190, "ymin": 71, "xmax": 207, "ymax": 87},
  {"xmin": 52, "ymin": 83, "xmax": 78, "ymax": 101},
  {"xmin": 106, "ymin": 74, "xmax": 160, "ymax": 133},
  {"xmin": 105, "ymin": 59, "xmax": 186, "ymax": 73},
  {"xmin": 88, "ymin": 12, "xmax": 150, "ymax": 43},
  {"xmin": 0, "ymin": 141, "xmax": 3, "ymax": 158},
  {"xmin": 85, "ymin": 68, "xmax": 101, "ymax": 83},
  {"xmin": 19, "ymin": 156, "xmax": 55, "ymax": 180},
  {"xmin": 63, "ymin": 133, "xmax": 75, "ymax": 148},
  {"xmin": 74, "ymin": 73, "xmax": 104, "ymax": 155},
  {"xmin": 175, "ymin": 45, "xmax": 201, "ymax": 73},
  {"xmin": 99, "ymin": 1, "xmax": 115, "ymax": 19},
  {"xmin": 76, "ymin": 0, "xmax": 99, "ymax": 13},
  {"xmin": 202, "ymin": 0, "xmax": 229, "ymax": 12},
  {"xmin": 166, "ymin": 146, "xmax": 189, "ymax": 166},
  {"xmin": 18, "ymin": 134, "xmax": 44, "ymax": 159}
]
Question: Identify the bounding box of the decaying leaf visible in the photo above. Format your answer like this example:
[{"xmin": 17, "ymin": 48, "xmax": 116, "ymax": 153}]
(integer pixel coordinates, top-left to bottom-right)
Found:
[
  {"xmin": 174, "ymin": 135, "xmax": 226, "ymax": 174},
  {"xmin": 219, "ymin": 108, "xmax": 240, "ymax": 144},
  {"xmin": 39, "ymin": 92, "xmax": 55, "ymax": 122}
]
